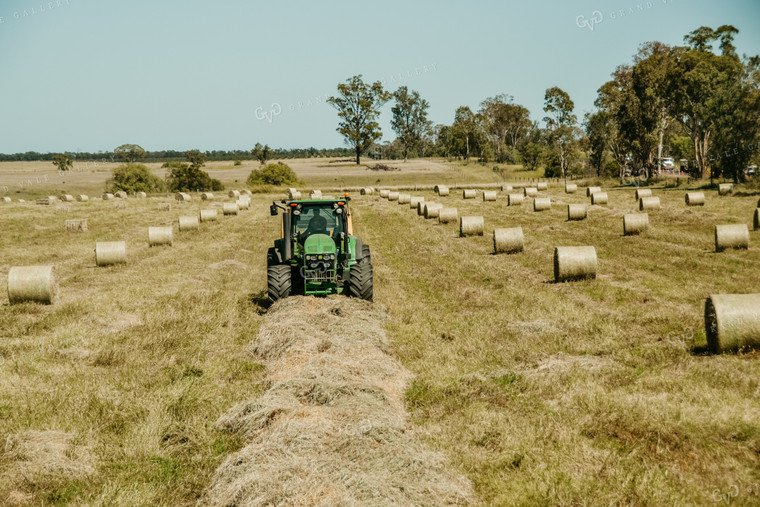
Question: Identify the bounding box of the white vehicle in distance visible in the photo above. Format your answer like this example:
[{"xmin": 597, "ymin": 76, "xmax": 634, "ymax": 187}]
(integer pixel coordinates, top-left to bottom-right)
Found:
[{"xmin": 661, "ymin": 157, "xmax": 675, "ymax": 170}]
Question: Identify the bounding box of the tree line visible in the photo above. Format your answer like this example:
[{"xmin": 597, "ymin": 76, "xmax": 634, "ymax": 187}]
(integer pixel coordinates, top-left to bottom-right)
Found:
[
  {"xmin": 327, "ymin": 25, "xmax": 759, "ymax": 182},
  {"xmin": 0, "ymin": 147, "xmax": 355, "ymax": 163}
]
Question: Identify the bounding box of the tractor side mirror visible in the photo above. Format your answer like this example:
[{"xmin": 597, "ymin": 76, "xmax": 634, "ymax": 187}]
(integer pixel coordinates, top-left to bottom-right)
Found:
[{"xmin": 270, "ymin": 204, "xmax": 278, "ymax": 216}]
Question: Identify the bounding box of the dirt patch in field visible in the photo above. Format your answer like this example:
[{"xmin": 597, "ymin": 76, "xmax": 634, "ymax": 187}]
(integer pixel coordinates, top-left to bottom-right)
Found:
[{"xmin": 203, "ymin": 296, "xmax": 472, "ymax": 506}]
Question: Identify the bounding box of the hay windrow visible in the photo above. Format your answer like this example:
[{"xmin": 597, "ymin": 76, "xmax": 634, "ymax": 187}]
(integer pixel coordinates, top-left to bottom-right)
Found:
[{"xmin": 203, "ymin": 296, "xmax": 473, "ymax": 506}]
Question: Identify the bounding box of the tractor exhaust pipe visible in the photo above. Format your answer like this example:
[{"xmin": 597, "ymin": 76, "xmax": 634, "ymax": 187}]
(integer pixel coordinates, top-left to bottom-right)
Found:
[{"xmin": 283, "ymin": 211, "xmax": 292, "ymax": 261}]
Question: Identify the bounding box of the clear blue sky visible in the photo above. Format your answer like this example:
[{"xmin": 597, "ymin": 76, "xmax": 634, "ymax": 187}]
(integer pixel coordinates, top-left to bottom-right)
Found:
[{"xmin": 1, "ymin": 0, "xmax": 758, "ymax": 153}]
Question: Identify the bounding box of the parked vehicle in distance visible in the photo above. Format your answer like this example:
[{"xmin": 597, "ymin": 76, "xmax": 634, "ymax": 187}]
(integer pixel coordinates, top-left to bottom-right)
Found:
[{"xmin": 661, "ymin": 157, "xmax": 674, "ymax": 170}]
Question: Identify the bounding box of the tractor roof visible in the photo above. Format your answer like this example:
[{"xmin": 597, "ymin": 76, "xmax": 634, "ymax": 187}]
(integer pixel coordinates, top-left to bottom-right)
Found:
[{"xmin": 283, "ymin": 198, "xmax": 350, "ymax": 205}]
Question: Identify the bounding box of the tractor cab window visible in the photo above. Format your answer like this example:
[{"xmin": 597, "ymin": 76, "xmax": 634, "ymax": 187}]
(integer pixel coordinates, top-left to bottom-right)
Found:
[{"xmin": 293, "ymin": 206, "xmax": 344, "ymax": 241}]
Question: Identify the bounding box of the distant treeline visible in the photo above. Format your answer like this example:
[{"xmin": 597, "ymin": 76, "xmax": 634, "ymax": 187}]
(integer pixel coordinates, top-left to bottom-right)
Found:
[{"xmin": 0, "ymin": 147, "xmax": 356, "ymax": 163}]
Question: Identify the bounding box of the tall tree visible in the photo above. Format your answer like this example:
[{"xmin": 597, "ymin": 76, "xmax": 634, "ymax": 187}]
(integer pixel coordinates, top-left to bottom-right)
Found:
[
  {"xmin": 543, "ymin": 87, "xmax": 577, "ymax": 181},
  {"xmin": 185, "ymin": 149, "xmax": 206, "ymax": 170},
  {"xmin": 390, "ymin": 86, "xmax": 432, "ymax": 162},
  {"xmin": 328, "ymin": 75, "xmax": 392, "ymax": 164},
  {"xmin": 584, "ymin": 111, "xmax": 611, "ymax": 177},
  {"xmin": 52, "ymin": 153, "xmax": 73, "ymax": 172},
  {"xmin": 666, "ymin": 26, "xmax": 746, "ymax": 179},
  {"xmin": 252, "ymin": 142, "xmax": 271, "ymax": 166},
  {"xmin": 114, "ymin": 144, "xmax": 146, "ymax": 164},
  {"xmin": 479, "ymin": 95, "xmax": 532, "ymax": 162},
  {"xmin": 455, "ymin": 106, "xmax": 481, "ymax": 160}
]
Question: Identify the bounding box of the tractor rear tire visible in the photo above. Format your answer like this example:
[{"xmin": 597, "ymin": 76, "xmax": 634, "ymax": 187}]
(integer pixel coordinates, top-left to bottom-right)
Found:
[
  {"xmin": 267, "ymin": 264, "xmax": 292, "ymax": 304},
  {"xmin": 347, "ymin": 246, "xmax": 373, "ymax": 301}
]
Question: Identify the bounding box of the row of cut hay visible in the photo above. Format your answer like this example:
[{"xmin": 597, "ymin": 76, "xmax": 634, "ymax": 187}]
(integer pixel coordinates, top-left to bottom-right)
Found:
[{"xmin": 203, "ymin": 296, "xmax": 473, "ymax": 505}]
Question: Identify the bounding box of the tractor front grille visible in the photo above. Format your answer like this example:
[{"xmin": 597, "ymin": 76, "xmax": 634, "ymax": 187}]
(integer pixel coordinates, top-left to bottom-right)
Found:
[{"xmin": 304, "ymin": 268, "xmax": 336, "ymax": 283}]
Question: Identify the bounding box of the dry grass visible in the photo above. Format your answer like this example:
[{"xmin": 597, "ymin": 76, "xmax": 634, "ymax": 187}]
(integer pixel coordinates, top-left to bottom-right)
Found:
[
  {"xmin": 358, "ymin": 180, "xmax": 760, "ymax": 506},
  {"xmin": 1, "ymin": 162, "xmax": 759, "ymax": 505},
  {"xmin": 205, "ymin": 296, "xmax": 472, "ymax": 506}
]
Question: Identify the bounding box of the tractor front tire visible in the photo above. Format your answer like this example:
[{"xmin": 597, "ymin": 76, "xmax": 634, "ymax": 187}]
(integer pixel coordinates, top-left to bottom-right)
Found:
[
  {"xmin": 347, "ymin": 246, "xmax": 373, "ymax": 301},
  {"xmin": 267, "ymin": 264, "xmax": 292, "ymax": 304}
]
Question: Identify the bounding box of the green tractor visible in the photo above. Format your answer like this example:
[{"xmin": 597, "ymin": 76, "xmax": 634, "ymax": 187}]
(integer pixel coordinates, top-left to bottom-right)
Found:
[{"xmin": 267, "ymin": 195, "xmax": 373, "ymax": 303}]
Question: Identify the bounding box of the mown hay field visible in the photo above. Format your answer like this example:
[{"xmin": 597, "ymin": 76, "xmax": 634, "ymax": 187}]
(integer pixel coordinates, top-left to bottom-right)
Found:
[{"xmin": 1, "ymin": 160, "xmax": 759, "ymax": 505}]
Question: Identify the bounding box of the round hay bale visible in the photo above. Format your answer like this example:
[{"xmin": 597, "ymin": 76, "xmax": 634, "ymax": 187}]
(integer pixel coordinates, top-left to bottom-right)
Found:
[
  {"xmin": 423, "ymin": 202, "xmax": 442, "ymax": 219},
  {"xmin": 237, "ymin": 198, "xmax": 250, "ymax": 210},
  {"xmin": 435, "ymin": 185, "xmax": 450, "ymax": 196},
  {"xmin": 554, "ymin": 246, "xmax": 597, "ymax": 282},
  {"xmin": 565, "ymin": 184, "xmax": 577, "ymax": 194},
  {"xmin": 462, "ymin": 189, "xmax": 477, "ymax": 199},
  {"xmin": 567, "ymin": 204, "xmax": 587, "ymax": 221},
  {"xmin": 409, "ymin": 196, "xmax": 424, "ymax": 209},
  {"xmin": 75, "ymin": 194, "xmax": 88, "ymax": 202},
  {"xmin": 102, "ymin": 193, "xmax": 114, "ymax": 200},
  {"xmin": 201, "ymin": 192, "xmax": 214, "ymax": 200},
  {"xmin": 482, "ymin": 190, "xmax": 497, "ymax": 201},
  {"xmin": 705, "ymin": 294, "xmax": 760, "ymax": 353},
  {"xmin": 438, "ymin": 207, "xmax": 458, "ymax": 224},
  {"xmin": 18, "ymin": 199, "xmax": 25, "ymax": 203},
  {"xmin": 524, "ymin": 187, "xmax": 538, "ymax": 197},
  {"xmin": 200, "ymin": 209, "xmax": 218, "ymax": 222},
  {"xmin": 7, "ymin": 265, "xmax": 57, "ymax": 305},
  {"xmin": 635, "ymin": 188, "xmax": 652, "ymax": 200},
  {"xmin": 639, "ymin": 196, "xmax": 661, "ymax": 211},
  {"xmin": 95, "ymin": 241, "xmax": 127, "ymax": 266},
  {"xmin": 537, "ymin": 182, "xmax": 548, "ymax": 190},
  {"xmin": 379, "ymin": 189, "xmax": 390, "ymax": 198},
  {"xmin": 754, "ymin": 208, "xmax": 759, "ymax": 231},
  {"xmin": 493, "ymin": 227, "xmax": 523, "ymax": 254},
  {"xmin": 175, "ymin": 192, "xmax": 191, "ymax": 202},
  {"xmin": 715, "ymin": 224, "xmax": 749, "ymax": 252},
  {"xmin": 360, "ymin": 187, "xmax": 371, "ymax": 195},
  {"xmin": 718, "ymin": 183, "xmax": 733, "ymax": 196},
  {"xmin": 65, "ymin": 219, "xmax": 88, "ymax": 232},
  {"xmin": 289, "ymin": 191, "xmax": 302, "ymax": 200},
  {"xmin": 135, "ymin": 192, "xmax": 147, "ymax": 199},
  {"xmin": 508, "ymin": 194, "xmax": 524, "ymax": 206},
  {"xmin": 533, "ymin": 197, "xmax": 551, "ymax": 211},
  {"xmin": 61, "ymin": 194, "xmax": 75, "ymax": 202},
  {"xmin": 387, "ymin": 191, "xmax": 399, "ymax": 201},
  {"xmin": 460, "ymin": 216, "xmax": 484, "ymax": 237},
  {"xmin": 1, "ymin": 197, "xmax": 11, "ymax": 203},
  {"xmin": 397, "ymin": 194, "xmax": 411, "ymax": 205},
  {"xmin": 624, "ymin": 213, "xmax": 649, "ymax": 235},
  {"xmin": 501, "ymin": 184, "xmax": 513, "ymax": 192},
  {"xmin": 148, "ymin": 226, "xmax": 173, "ymax": 246},
  {"xmin": 685, "ymin": 192, "xmax": 705, "ymax": 206},
  {"xmin": 179, "ymin": 215, "xmax": 200, "ymax": 231},
  {"xmin": 287, "ymin": 187, "xmax": 297, "ymax": 195},
  {"xmin": 586, "ymin": 186, "xmax": 601, "ymax": 197},
  {"xmin": 309, "ymin": 190, "xmax": 322, "ymax": 199},
  {"xmin": 229, "ymin": 190, "xmax": 241, "ymax": 198},
  {"xmin": 241, "ymin": 189, "xmax": 252, "ymax": 196},
  {"xmin": 223, "ymin": 203, "xmax": 239, "ymax": 216},
  {"xmin": 114, "ymin": 191, "xmax": 128, "ymax": 199},
  {"xmin": 158, "ymin": 203, "xmax": 172, "ymax": 212},
  {"xmin": 591, "ymin": 192, "xmax": 608, "ymax": 205}
]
